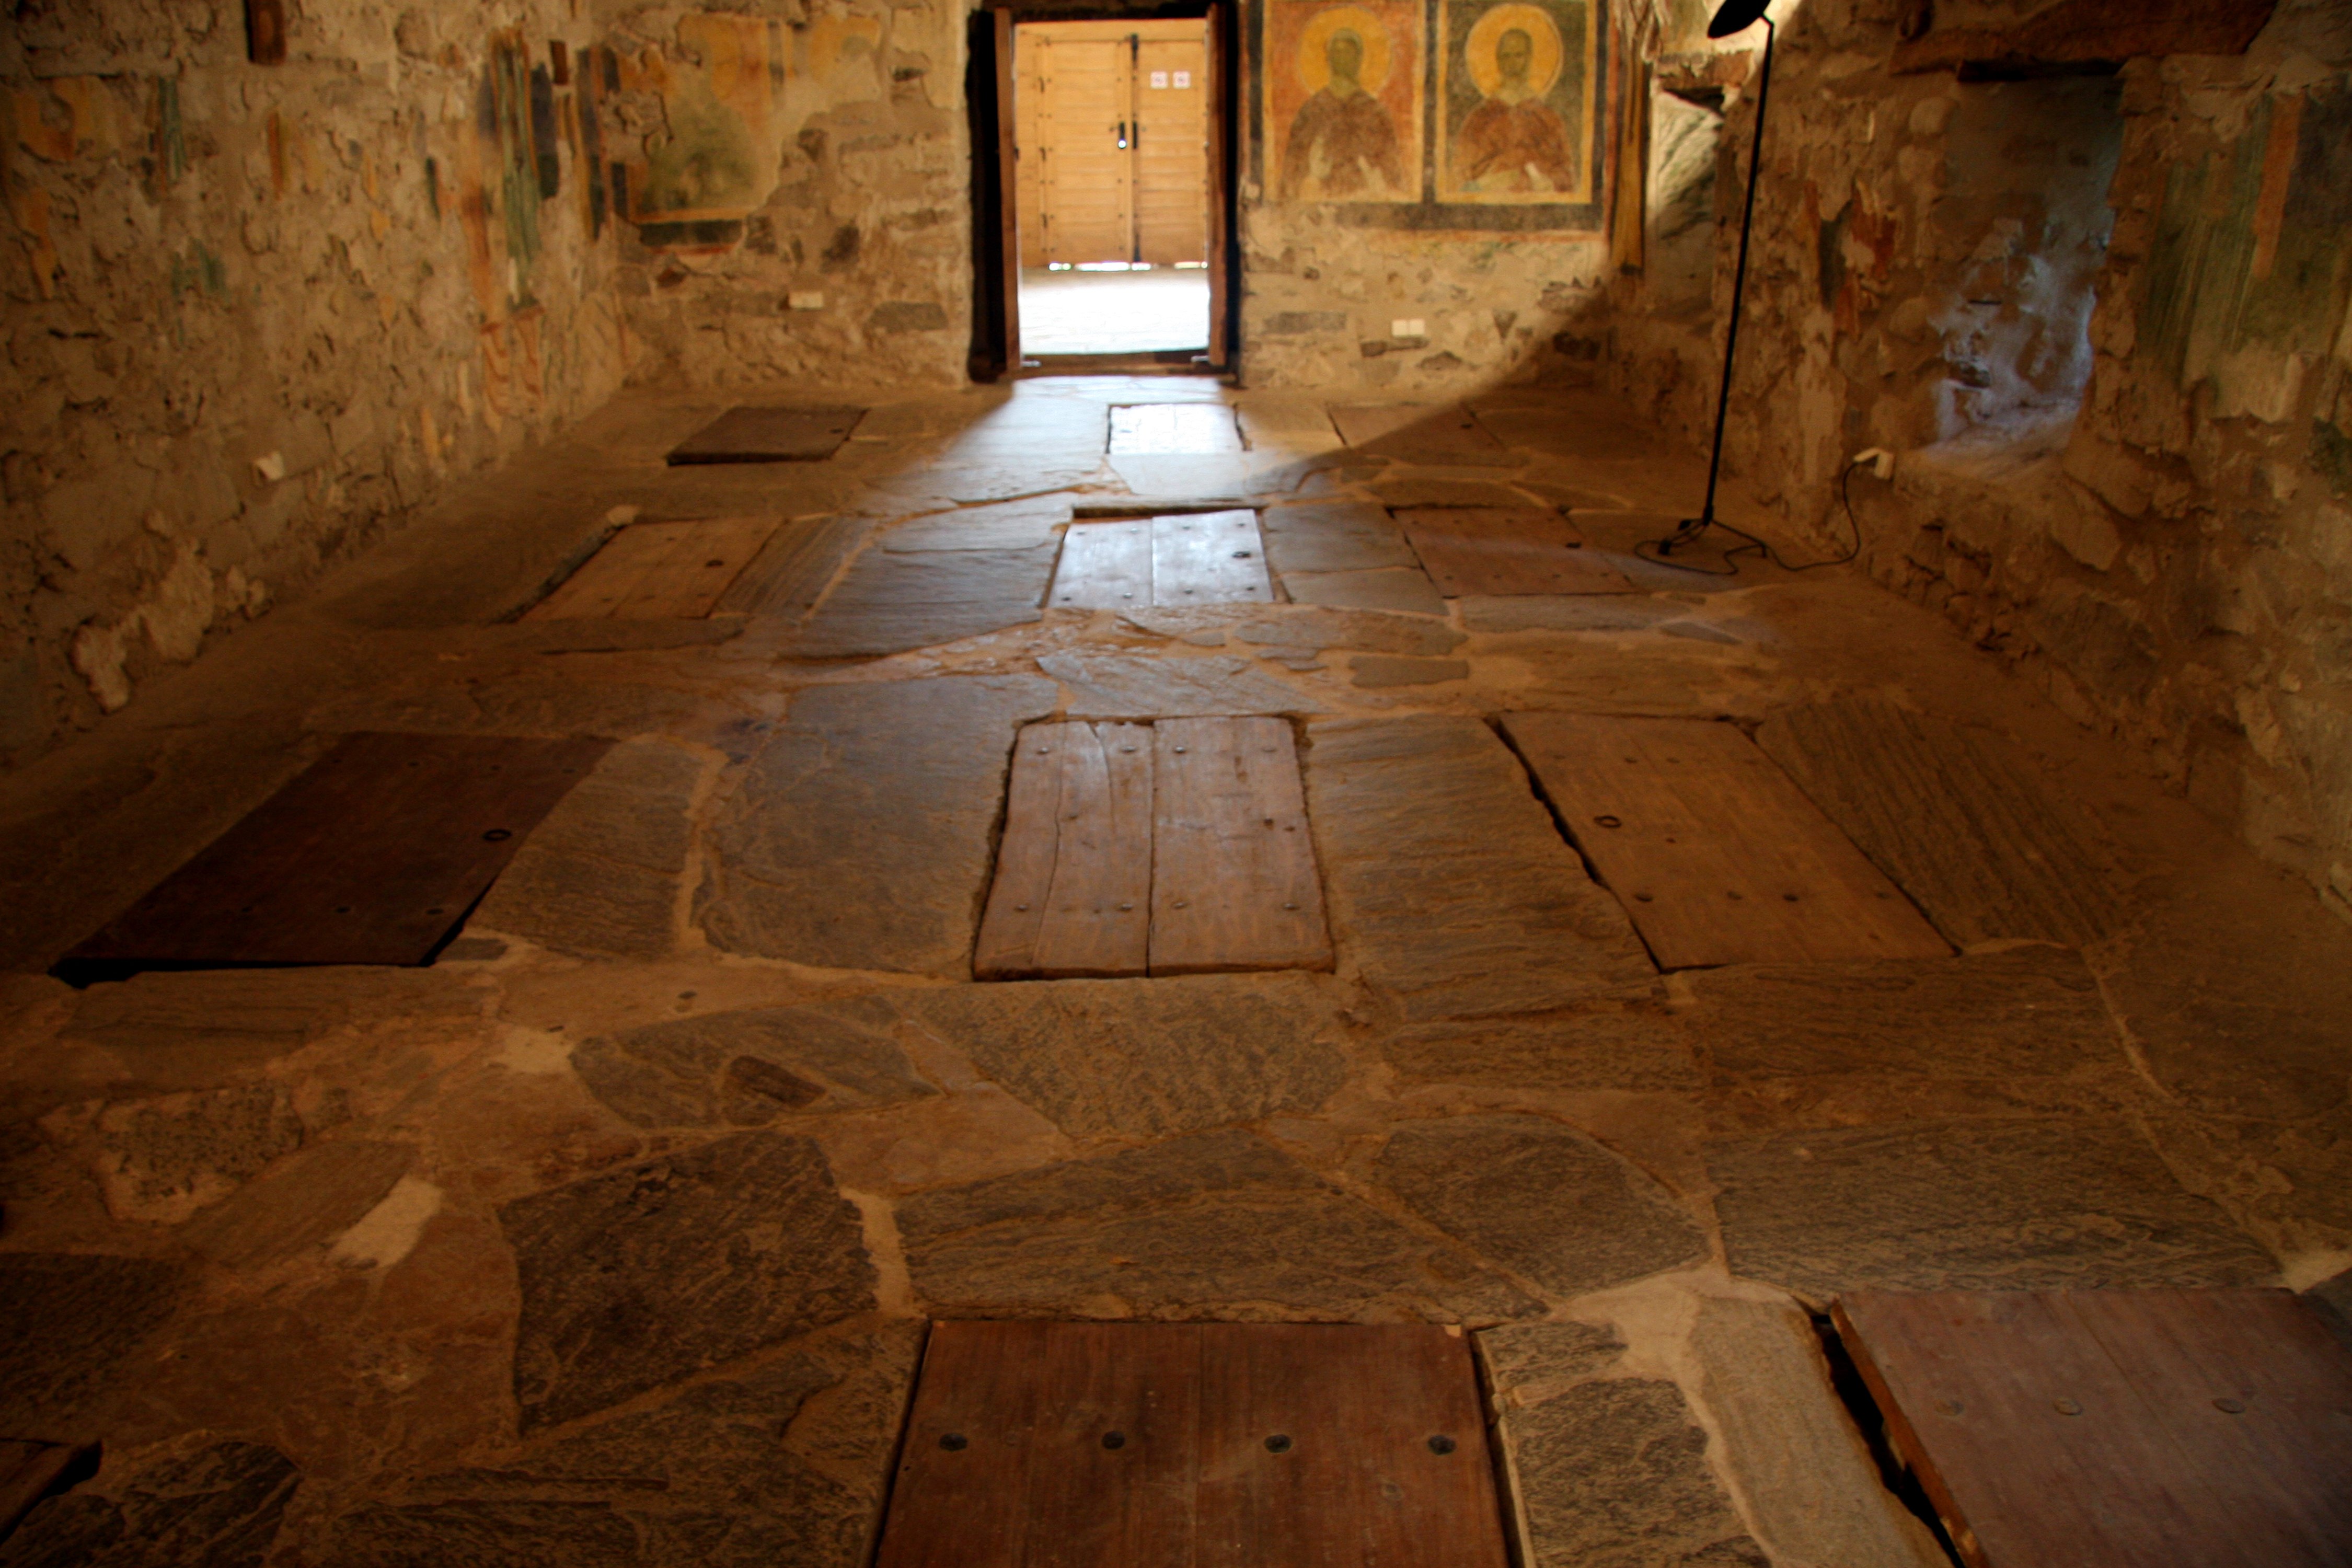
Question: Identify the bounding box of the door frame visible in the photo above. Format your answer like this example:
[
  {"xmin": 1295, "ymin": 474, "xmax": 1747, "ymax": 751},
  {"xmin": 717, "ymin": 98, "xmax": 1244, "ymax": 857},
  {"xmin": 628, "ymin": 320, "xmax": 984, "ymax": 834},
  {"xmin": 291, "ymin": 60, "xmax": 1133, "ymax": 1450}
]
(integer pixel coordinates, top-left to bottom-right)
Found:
[{"xmin": 966, "ymin": 0, "xmax": 1239, "ymax": 379}]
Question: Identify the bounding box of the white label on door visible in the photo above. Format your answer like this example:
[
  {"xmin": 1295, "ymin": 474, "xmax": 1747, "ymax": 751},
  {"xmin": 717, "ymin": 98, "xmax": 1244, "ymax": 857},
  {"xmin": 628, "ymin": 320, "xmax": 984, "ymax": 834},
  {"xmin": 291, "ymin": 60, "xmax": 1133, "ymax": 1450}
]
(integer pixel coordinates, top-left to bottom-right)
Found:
[
  {"xmin": 1149, "ymin": 70, "xmax": 1169, "ymax": 89},
  {"xmin": 1173, "ymin": 70, "xmax": 1192, "ymax": 88}
]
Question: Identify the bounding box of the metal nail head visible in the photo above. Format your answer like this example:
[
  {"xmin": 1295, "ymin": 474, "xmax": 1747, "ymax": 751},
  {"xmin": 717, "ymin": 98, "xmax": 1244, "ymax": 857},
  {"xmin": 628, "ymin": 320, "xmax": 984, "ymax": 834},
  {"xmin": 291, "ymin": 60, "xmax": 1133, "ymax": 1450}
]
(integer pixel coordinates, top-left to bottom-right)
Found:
[
  {"xmin": 2214, "ymin": 1397, "xmax": 2246, "ymax": 1414},
  {"xmin": 1933, "ymin": 1398, "xmax": 1964, "ymax": 1417},
  {"xmin": 1102, "ymin": 1431, "xmax": 1127, "ymax": 1449},
  {"xmin": 2053, "ymin": 1398, "xmax": 2082, "ymax": 1416},
  {"xmin": 1264, "ymin": 1434, "xmax": 1292, "ymax": 1454},
  {"xmin": 940, "ymin": 1433, "xmax": 969, "ymax": 1451},
  {"xmin": 1427, "ymin": 1434, "xmax": 1457, "ymax": 1455}
]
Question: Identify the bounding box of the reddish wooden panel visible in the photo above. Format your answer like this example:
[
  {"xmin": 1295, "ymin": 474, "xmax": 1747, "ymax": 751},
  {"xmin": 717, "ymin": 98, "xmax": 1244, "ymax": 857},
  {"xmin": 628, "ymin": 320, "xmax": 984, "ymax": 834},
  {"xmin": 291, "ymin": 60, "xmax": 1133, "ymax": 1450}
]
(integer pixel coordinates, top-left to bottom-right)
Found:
[
  {"xmin": 1837, "ymin": 1289, "xmax": 2352, "ymax": 1568},
  {"xmin": 1149, "ymin": 717, "xmax": 1330, "ymax": 975},
  {"xmin": 875, "ymin": 1322, "xmax": 1507, "ymax": 1568},
  {"xmin": 1150, "ymin": 510, "xmax": 1270, "ymax": 604},
  {"xmin": 974, "ymin": 721, "xmax": 1155, "ymax": 980},
  {"xmin": 1502, "ymin": 713, "xmax": 1950, "ymax": 968},
  {"xmin": 666, "ymin": 404, "xmax": 867, "ymax": 464},
  {"xmin": 58, "ymin": 732, "xmax": 612, "ymax": 980}
]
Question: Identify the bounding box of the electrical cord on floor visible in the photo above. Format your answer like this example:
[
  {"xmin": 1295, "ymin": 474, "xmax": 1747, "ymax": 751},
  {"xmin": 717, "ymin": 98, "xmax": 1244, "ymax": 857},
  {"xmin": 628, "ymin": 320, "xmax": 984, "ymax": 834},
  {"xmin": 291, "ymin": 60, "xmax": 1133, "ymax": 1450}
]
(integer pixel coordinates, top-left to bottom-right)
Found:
[{"xmin": 1634, "ymin": 455, "xmax": 1871, "ymax": 577}]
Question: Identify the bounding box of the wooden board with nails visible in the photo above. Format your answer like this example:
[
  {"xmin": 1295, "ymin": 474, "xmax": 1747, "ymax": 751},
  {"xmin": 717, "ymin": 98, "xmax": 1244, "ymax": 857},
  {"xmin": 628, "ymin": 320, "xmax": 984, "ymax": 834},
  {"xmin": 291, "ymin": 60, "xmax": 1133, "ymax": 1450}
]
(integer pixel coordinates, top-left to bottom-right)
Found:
[
  {"xmin": 1500, "ymin": 712, "xmax": 1950, "ymax": 969},
  {"xmin": 875, "ymin": 1321, "xmax": 1508, "ymax": 1568},
  {"xmin": 1050, "ymin": 512, "xmax": 1272, "ymax": 609},
  {"xmin": 1835, "ymin": 1289, "xmax": 2352, "ymax": 1568},
  {"xmin": 57, "ymin": 732, "xmax": 613, "ymax": 981},
  {"xmin": 665, "ymin": 404, "xmax": 866, "ymax": 463},
  {"xmin": 973, "ymin": 716, "xmax": 1328, "ymax": 978}
]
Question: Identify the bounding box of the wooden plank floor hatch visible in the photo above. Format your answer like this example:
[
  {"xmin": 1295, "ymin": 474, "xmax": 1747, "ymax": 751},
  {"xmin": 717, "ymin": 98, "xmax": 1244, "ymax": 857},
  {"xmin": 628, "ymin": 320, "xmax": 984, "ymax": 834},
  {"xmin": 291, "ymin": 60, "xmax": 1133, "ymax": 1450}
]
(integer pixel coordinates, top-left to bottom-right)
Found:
[
  {"xmin": 1052, "ymin": 512, "xmax": 1272, "ymax": 608},
  {"xmin": 526, "ymin": 518, "xmax": 780, "ymax": 620},
  {"xmin": 975, "ymin": 716, "xmax": 1330, "ymax": 978},
  {"xmin": 1502, "ymin": 713, "xmax": 1949, "ymax": 968},
  {"xmin": 56, "ymin": 732, "xmax": 613, "ymax": 981},
  {"xmin": 665, "ymin": 403, "xmax": 866, "ymax": 463},
  {"xmin": 1835, "ymin": 1289, "xmax": 2352, "ymax": 1567},
  {"xmin": 877, "ymin": 1322, "xmax": 1510, "ymax": 1568}
]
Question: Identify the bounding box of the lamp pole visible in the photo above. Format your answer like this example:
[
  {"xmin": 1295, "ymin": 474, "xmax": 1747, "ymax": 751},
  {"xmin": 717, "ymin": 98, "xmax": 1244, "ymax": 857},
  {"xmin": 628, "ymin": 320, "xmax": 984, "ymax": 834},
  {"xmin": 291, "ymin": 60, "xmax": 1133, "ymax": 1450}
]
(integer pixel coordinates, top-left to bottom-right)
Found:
[{"xmin": 1662, "ymin": 5, "xmax": 1775, "ymax": 555}]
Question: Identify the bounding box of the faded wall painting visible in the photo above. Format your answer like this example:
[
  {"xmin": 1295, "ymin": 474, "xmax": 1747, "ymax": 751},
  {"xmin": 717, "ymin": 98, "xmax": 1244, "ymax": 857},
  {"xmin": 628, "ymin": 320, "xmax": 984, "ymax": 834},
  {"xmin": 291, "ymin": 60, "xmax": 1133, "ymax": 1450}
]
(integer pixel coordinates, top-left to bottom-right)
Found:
[
  {"xmin": 1438, "ymin": 0, "xmax": 1596, "ymax": 203},
  {"xmin": 1253, "ymin": 0, "xmax": 1608, "ymax": 232},
  {"xmin": 615, "ymin": 15, "xmax": 792, "ymax": 248},
  {"xmin": 1268, "ymin": 0, "xmax": 1425, "ymax": 202}
]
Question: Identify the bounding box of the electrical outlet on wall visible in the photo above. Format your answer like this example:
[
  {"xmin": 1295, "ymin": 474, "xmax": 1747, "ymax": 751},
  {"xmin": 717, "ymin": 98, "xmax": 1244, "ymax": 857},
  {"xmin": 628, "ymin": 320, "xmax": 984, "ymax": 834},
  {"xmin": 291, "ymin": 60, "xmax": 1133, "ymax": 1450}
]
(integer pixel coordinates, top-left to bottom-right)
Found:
[
  {"xmin": 1391, "ymin": 318, "xmax": 1425, "ymax": 338},
  {"xmin": 788, "ymin": 291, "xmax": 826, "ymax": 310}
]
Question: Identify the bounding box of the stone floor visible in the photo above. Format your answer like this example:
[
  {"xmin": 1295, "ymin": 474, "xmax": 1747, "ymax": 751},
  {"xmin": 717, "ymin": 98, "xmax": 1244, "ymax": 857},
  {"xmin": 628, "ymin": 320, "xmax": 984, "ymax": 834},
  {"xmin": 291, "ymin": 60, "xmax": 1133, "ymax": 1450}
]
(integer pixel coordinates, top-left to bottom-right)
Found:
[
  {"xmin": 2, "ymin": 377, "xmax": 2349, "ymax": 1566},
  {"xmin": 1018, "ymin": 269, "xmax": 1210, "ymax": 355}
]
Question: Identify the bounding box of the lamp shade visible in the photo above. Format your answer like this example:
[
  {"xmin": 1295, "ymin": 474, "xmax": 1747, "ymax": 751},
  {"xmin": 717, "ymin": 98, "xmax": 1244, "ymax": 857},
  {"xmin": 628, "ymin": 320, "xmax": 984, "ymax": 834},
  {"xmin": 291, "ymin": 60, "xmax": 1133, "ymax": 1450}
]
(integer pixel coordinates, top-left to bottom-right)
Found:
[{"xmin": 1705, "ymin": 0, "xmax": 1771, "ymax": 38}]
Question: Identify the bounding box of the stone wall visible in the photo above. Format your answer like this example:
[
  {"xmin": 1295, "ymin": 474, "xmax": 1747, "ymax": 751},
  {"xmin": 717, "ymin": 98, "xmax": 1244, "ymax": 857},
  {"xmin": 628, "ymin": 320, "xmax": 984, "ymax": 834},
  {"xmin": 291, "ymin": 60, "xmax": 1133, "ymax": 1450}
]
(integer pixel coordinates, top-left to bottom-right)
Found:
[
  {"xmin": 3, "ymin": 0, "xmax": 625, "ymax": 763},
  {"xmin": 592, "ymin": 0, "xmax": 974, "ymax": 389},
  {"xmin": 1606, "ymin": 0, "xmax": 2352, "ymax": 921}
]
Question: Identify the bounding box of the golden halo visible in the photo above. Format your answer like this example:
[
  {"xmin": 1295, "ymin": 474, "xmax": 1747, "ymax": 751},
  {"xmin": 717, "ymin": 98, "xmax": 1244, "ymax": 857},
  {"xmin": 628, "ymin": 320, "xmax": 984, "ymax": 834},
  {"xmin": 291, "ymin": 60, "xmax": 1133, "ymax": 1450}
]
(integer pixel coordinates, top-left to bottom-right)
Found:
[
  {"xmin": 1297, "ymin": 6, "xmax": 1393, "ymax": 96},
  {"xmin": 1466, "ymin": 3, "xmax": 1563, "ymax": 99}
]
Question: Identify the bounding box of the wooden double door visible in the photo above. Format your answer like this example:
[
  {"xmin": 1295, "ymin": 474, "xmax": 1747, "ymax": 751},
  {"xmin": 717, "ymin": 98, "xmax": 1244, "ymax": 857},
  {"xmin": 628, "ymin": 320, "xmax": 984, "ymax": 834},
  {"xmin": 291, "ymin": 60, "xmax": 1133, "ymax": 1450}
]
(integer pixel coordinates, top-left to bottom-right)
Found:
[{"xmin": 1016, "ymin": 19, "xmax": 1208, "ymax": 268}]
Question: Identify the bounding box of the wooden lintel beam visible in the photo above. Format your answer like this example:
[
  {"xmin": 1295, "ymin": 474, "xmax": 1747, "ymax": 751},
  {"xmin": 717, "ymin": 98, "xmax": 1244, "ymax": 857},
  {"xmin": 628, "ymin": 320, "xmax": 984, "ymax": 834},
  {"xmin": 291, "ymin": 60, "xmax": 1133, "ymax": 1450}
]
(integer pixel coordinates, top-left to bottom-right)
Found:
[{"xmin": 1890, "ymin": 0, "xmax": 2277, "ymax": 76}]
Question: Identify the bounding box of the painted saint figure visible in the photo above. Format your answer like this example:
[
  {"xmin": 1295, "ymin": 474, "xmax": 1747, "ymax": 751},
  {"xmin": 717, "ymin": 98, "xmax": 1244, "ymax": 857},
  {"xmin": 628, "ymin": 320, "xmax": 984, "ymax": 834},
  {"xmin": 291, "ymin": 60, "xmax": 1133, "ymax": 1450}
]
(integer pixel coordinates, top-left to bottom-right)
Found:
[
  {"xmin": 1282, "ymin": 29, "xmax": 1405, "ymax": 199},
  {"xmin": 1455, "ymin": 25, "xmax": 1577, "ymax": 193}
]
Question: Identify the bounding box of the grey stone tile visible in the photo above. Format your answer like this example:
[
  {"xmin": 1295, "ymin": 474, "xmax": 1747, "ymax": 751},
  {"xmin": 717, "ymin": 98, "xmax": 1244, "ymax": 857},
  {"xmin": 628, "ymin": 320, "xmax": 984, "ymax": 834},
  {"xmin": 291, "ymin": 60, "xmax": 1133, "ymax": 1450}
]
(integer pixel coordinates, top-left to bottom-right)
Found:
[
  {"xmin": 1280, "ymin": 568, "xmax": 1448, "ymax": 616},
  {"xmin": 1305, "ymin": 717, "xmax": 1652, "ymax": 1020},
  {"xmin": 1258, "ymin": 501, "xmax": 1420, "ymax": 574},
  {"xmin": 788, "ymin": 546, "xmax": 1058, "ymax": 658},
  {"xmin": 571, "ymin": 997, "xmax": 938, "ymax": 1129},
  {"xmin": 897, "ymin": 1129, "xmax": 1543, "ymax": 1322},
  {"xmin": 94, "ymin": 1082, "xmax": 303, "ymax": 1224},
  {"xmin": 179, "ymin": 1139, "xmax": 416, "ymax": 1269},
  {"xmin": 473, "ymin": 739, "xmax": 703, "ymax": 961},
  {"xmin": 1234, "ymin": 607, "xmax": 1465, "ymax": 657},
  {"xmin": 903, "ymin": 973, "xmax": 1348, "ymax": 1138},
  {"xmin": 1038, "ymin": 653, "xmax": 1327, "ymax": 718},
  {"xmin": 0, "ymin": 1254, "xmax": 186, "ymax": 1434},
  {"xmin": 3, "ymin": 1441, "xmax": 300, "ymax": 1568},
  {"xmin": 1375, "ymin": 1115, "xmax": 1707, "ymax": 1296},
  {"xmin": 879, "ymin": 495, "xmax": 1073, "ymax": 552},
  {"xmin": 1460, "ymin": 596, "xmax": 1677, "ymax": 633},
  {"xmin": 1708, "ymin": 1116, "xmax": 2277, "ymax": 1299},
  {"xmin": 697, "ymin": 677, "xmax": 1057, "ymax": 976},
  {"xmin": 1349, "ymin": 655, "xmax": 1469, "ymax": 687},
  {"xmin": 1480, "ymin": 1323, "xmax": 1766, "ymax": 1568},
  {"xmin": 501, "ymin": 1132, "xmax": 877, "ymax": 1431},
  {"xmin": 1379, "ymin": 1005, "xmax": 1699, "ymax": 1093}
]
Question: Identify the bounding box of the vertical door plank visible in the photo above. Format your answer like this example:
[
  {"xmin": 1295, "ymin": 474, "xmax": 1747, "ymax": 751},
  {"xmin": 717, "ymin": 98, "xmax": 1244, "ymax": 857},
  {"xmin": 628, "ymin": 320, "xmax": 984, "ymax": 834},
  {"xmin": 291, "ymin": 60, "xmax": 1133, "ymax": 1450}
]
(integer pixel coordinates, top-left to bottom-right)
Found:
[
  {"xmin": 974, "ymin": 721, "xmax": 1154, "ymax": 980},
  {"xmin": 525, "ymin": 521, "xmax": 694, "ymax": 620},
  {"xmin": 1149, "ymin": 716, "xmax": 1330, "ymax": 975},
  {"xmin": 1195, "ymin": 1324, "xmax": 1509, "ymax": 1568},
  {"xmin": 995, "ymin": 6, "xmax": 1022, "ymax": 361},
  {"xmin": 1134, "ymin": 32, "xmax": 1208, "ymax": 264},
  {"xmin": 1836, "ymin": 1290, "xmax": 2352, "ymax": 1568},
  {"xmin": 614, "ymin": 517, "xmax": 779, "ymax": 618},
  {"xmin": 1150, "ymin": 510, "xmax": 1271, "ymax": 604},
  {"xmin": 1040, "ymin": 39, "xmax": 1132, "ymax": 263},
  {"xmin": 1502, "ymin": 713, "xmax": 1951, "ymax": 968},
  {"xmin": 1052, "ymin": 520, "xmax": 1156, "ymax": 609},
  {"xmin": 1204, "ymin": 1, "xmax": 1229, "ymax": 365}
]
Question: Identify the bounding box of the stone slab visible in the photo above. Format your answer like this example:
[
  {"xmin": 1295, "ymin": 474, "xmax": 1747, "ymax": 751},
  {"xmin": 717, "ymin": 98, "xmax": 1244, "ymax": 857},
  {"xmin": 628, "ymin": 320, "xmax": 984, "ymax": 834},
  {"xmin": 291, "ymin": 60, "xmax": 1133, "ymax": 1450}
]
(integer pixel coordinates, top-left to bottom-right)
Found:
[
  {"xmin": 1258, "ymin": 501, "xmax": 1420, "ymax": 574},
  {"xmin": 902, "ymin": 973, "xmax": 1347, "ymax": 1138},
  {"xmin": 2, "ymin": 1441, "xmax": 299, "ymax": 1568},
  {"xmin": 880, "ymin": 495, "xmax": 1074, "ymax": 553},
  {"xmin": 1037, "ymin": 653, "xmax": 1326, "ymax": 718},
  {"xmin": 0, "ymin": 1253, "xmax": 185, "ymax": 1434},
  {"xmin": 1379, "ymin": 1005, "xmax": 1700, "ymax": 1094},
  {"xmin": 471, "ymin": 739, "xmax": 702, "ymax": 960},
  {"xmin": 897, "ymin": 1128, "xmax": 1543, "ymax": 1322},
  {"xmin": 1233, "ymin": 608, "xmax": 1466, "ymax": 658},
  {"xmin": 1305, "ymin": 717, "xmax": 1653, "ymax": 1021},
  {"xmin": 94, "ymin": 1081, "xmax": 303, "ymax": 1224},
  {"xmin": 1371, "ymin": 478, "xmax": 1533, "ymax": 509},
  {"xmin": 500, "ymin": 1132, "xmax": 877, "ymax": 1430},
  {"xmin": 1479, "ymin": 1322, "xmax": 1767, "ymax": 1568},
  {"xmin": 1460, "ymin": 596, "xmax": 1677, "ymax": 633},
  {"xmin": 1278, "ymin": 568, "xmax": 1449, "ymax": 616},
  {"xmin": 179, "ymin": 1139, "xmax": 416, "ymax": 1269},
  {"xmin": 1350, "ymin": 655, "xmax": 1469, "ymax": 687},
  {"xmin": 698, "ymin": 677, "xmax": 1057, "ymax": 976},
  {"xmin": 788, "ymin": 547, "xmax": 1057, "ymax": 658},
  {"xmin": 1708, "ymin": 1116, "xmax": 2277, "ymax": 1300},
  {"xmin": 571, "ymin": 996, "xmax": 938, "ymax": 1129},
  {"xmin": 1375, "ymin": 1115, "xmax": 1707, "ymax": 1296},
  {"xmin": 1688, "ymin": 1296, "xmax": 1950, "ymax": 1568}
]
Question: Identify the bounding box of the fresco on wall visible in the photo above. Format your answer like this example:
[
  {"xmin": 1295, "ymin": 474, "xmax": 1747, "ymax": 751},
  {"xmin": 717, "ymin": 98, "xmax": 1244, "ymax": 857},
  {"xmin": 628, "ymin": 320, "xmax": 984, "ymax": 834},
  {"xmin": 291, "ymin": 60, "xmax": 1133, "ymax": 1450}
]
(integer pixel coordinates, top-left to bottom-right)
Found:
[
  {"xmin": 1439, "ymin": 0, "xmax": 1594, "ymax": 202},
  {"xmin": 1269, "ymin": 0, "xmax": 1425, "ymax": 202},
  {"xmin": 619, "ymin": 15, "xmax": 791, "ymax": 249},
  {"xmin": 1254, "ymin": 0, "xmax": 1608, "ymax": 232}
]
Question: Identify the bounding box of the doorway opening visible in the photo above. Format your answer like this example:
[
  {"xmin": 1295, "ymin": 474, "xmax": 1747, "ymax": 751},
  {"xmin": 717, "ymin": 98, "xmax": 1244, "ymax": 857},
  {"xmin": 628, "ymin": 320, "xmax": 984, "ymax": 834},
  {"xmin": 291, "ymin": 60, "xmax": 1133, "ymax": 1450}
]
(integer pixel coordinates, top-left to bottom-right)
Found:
[
  {"xmin": 966, "ymin": 4, "xmax": 1236, "ymax": 379},
  {"xmin": 1015, "ymin": 19, "xmax": 1210, "ymax": 359}
]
